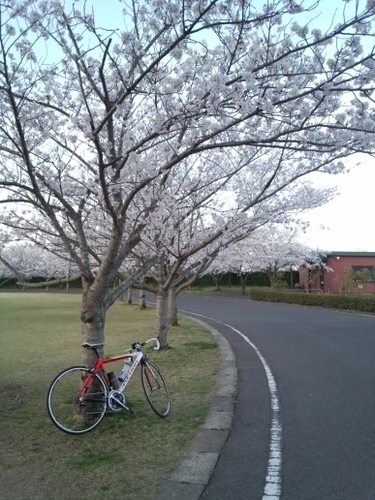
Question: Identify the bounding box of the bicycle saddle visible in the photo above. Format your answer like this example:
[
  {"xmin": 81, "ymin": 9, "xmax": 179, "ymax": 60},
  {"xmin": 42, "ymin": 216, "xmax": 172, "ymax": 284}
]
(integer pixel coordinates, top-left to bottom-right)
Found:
[{"xmin": 82, "ymin": 343, "xmax": 104, "ymax": 349}]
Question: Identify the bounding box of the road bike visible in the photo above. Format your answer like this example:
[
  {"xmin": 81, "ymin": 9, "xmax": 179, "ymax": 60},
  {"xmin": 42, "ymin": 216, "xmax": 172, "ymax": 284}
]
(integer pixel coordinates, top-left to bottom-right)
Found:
[{"xmin": 46, "ymin": 337, "xmax": 171, "ymax": 435}]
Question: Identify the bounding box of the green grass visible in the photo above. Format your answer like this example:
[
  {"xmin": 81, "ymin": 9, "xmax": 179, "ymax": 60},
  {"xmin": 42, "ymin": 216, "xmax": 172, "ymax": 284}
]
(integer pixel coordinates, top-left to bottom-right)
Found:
[{"xmin": 0, "ymin": 293, "xmax": 219, "ymax": 500}]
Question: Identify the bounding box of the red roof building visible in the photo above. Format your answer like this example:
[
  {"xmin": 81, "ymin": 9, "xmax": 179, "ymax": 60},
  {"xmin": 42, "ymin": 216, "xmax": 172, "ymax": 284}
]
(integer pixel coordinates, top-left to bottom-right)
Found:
[{"xmin": 303, "ymin": 252, "xmax": 375, "ymax": 294}]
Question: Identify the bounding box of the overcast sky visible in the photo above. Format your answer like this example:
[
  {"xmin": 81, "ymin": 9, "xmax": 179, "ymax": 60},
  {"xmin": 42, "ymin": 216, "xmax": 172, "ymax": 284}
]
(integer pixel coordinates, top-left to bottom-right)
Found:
[{"xmin": 298, "ymin": 156, "xmax": 374, "ymax": 252}]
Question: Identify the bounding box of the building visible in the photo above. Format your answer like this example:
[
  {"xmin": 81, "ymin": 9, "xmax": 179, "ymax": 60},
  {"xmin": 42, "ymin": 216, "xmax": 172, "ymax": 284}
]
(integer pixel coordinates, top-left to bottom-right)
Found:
[{"xmin": 303, "ymin": 252, "xmax": 375, "ymax": 294}]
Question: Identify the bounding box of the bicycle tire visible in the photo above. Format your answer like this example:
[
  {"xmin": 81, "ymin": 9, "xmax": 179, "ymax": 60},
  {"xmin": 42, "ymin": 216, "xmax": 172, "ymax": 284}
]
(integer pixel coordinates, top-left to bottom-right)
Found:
[
  {"xmin": 47, "ymin": 366, "xmax": 108, "ymax": 434},
  {"xmin": 141, "ymin": 360, "xmax": 171, "ymax": 417}
]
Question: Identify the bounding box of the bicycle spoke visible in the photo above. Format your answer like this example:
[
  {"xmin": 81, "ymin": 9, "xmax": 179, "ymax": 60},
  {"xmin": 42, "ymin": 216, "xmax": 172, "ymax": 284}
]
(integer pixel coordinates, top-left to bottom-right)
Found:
[{"xmin": 47, "ymin": 367, "xmax": 108, "ymax": 434}]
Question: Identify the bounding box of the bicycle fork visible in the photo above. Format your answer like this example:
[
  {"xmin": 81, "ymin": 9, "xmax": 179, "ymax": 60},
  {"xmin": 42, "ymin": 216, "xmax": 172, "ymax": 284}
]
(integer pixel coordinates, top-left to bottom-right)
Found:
[{"xmin": 144, "ymin": 366, "xmax": 160, "ymax": 392}]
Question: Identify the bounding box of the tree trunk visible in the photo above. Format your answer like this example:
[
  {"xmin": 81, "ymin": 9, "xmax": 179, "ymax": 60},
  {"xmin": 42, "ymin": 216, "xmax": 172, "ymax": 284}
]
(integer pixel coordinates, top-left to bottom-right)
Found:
[
  {"xmin": 127, "ymin": 287, "xmax": 133, "ymax": 304},
  {"xmin": 139, "ymin": 288, "xmax": 146, "ymax": 308},
  {"xmin": 117, "ymin": 279, "xmax": 125, "ymax": 301},
  {"xmin": 154, "ymin": 287, "xmax": 169, "ymax": 348},
  {"xmin": 168, "ymin": 287, "xmax": 178, "ymax": 326},
  {"xmin": 240, "ymin": 273, "xmax": 246, "ymax": 295},
  {"xmin": 212, "ymin": 275, "xmax": 220, "ymax": 291},
  {"xmin": 269, "ymin": 271, "xmax": 275, "ymax": 288},
  {"xmin": 80, "ymin": 280, "xmax": 106, "ymax": 366}
]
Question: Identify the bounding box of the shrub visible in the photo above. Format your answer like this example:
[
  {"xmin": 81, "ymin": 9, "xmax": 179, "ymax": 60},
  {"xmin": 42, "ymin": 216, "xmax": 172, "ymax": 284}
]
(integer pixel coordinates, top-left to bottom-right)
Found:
[
  {"xmin": 193, "ymin": 271, "xmax": 273, "ymax": 288},
  {"xmin": 249, "ymin": 289, "xmax": 375, "ymax": 313}
]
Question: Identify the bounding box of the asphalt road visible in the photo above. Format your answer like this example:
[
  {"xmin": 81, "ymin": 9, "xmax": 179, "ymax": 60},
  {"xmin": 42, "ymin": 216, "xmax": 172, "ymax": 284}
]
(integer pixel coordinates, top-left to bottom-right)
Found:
[{"xmin": 176, "ymin": 294, "xmax": 375, "ymax": 500}]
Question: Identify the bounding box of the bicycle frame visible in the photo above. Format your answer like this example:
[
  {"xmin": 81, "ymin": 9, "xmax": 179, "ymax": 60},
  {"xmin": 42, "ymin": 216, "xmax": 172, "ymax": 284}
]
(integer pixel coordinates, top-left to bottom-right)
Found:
[
  {"xmin": 102, "ymin": 350, "xmax": 144, "ymax": 391},
  {"xmin": 80, "ymin": 338, "xmax": 159, "ymax": 398}
]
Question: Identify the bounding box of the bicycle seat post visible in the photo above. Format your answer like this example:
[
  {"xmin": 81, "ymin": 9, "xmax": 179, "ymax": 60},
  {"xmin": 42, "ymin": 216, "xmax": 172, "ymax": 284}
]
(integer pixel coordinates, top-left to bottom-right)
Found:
[{"xmin": 82, "ymin": 343, "xmax": 102, "ymax": 359}]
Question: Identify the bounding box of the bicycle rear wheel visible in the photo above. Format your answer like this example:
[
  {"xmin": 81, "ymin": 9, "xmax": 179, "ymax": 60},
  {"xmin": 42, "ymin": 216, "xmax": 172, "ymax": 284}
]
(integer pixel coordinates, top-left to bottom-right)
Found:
[
  {"xmin": 47, "ymin": 366, "xmax": 108, "ymax": 434},
  {"xmin": 141, "ymin": 360, "xmax": 171, "ymax": 417}
]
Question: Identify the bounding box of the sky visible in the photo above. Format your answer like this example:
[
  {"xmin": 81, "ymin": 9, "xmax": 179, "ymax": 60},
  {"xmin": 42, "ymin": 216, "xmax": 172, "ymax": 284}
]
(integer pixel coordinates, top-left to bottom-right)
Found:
[
  {"xmin": 298, "ymin": 156, "xmax": 375, "ymax": 252},
  {"xmin": 288, "ymin": 1, "xmax": 374, "ymax": 253}
]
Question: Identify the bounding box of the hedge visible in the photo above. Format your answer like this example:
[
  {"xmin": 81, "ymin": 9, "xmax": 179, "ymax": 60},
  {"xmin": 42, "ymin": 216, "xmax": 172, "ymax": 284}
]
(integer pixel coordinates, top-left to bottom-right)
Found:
[
  {"xmin": 193, "ymin": 271, "xmax": 299, "ymax": 288},
  {"xmin": 249, "ymin": 288, "xmax": 375, "ymax": 313},
  {"xmin": 0, "ymin": 277, "xmax": 82, "ymax": 289}
]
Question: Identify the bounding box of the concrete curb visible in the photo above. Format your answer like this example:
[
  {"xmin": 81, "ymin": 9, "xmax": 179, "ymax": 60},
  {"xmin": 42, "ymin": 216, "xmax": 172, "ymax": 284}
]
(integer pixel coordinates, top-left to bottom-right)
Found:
[{"xmin": 153, "ymin": 318, "xmax": 237, "ymax": 500}]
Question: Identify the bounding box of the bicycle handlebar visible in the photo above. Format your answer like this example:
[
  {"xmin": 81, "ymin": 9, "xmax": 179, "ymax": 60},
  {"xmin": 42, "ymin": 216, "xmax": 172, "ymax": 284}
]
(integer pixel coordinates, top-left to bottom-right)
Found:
[
  {"xmin": 131, "ymin": 337, "xmax": 160, "ymax": 351},
  {"xmin": 150, "ymin": 337, "xmax": 161, "ymax": 351}
]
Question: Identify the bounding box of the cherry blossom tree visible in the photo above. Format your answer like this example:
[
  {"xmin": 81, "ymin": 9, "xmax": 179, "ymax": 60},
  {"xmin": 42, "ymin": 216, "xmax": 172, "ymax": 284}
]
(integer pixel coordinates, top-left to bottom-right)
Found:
[
  {"xmin": 209, "ymin": 225, "xmax": 326, "ymax": 291},
  {"xmin": 126, "ymin": 157, "xmax": 331, "ymax": 345},
  {"xmin": 1, "ymin": 0, "xmax": 375, "ymax": 360},
  {"xmin": 207, "ymin": 239, "xmax": 262, "ymax": 294},
  {"xmin": 251, "ymin": 227, "xmax": 326, "ymax": 287},
  {"xmin": 0, "ymin": 242, "xmax": 80, "ymax": 288},
  {"xmin": 0, "ymin": 243, "xmax": 41, "ymax": 282}
]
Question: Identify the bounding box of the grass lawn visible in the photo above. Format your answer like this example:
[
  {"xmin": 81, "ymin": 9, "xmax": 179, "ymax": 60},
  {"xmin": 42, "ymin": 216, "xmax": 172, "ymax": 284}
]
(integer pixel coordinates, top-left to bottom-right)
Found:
[{"xmin": 0, "ymin": 292, "xmax": 219, "ymax": 500}]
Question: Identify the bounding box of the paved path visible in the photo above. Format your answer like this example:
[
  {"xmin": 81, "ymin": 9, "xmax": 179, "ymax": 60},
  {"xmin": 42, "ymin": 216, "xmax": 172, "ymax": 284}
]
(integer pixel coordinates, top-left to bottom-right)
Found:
[{"xmin": 154, "ymin": 294, "xmax": 375, "ymax": 500}]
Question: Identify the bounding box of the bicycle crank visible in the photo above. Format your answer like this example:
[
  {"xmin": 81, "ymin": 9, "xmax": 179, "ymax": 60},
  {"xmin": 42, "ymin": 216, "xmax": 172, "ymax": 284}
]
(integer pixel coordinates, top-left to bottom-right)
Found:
[{"xmin": 107, "ymin": 390, "xmax": 133, "ymax": 413}]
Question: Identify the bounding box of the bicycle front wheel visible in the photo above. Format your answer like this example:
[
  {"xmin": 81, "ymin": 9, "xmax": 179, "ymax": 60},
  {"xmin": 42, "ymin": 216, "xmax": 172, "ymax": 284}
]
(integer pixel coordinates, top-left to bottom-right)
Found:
[
  {"xmin": 47, "ymin": 366, "xmax": 108, "ymax": 435},
  {"xmin": 141, "ymin": 360, "xmax": 171, "ymax": 417}
]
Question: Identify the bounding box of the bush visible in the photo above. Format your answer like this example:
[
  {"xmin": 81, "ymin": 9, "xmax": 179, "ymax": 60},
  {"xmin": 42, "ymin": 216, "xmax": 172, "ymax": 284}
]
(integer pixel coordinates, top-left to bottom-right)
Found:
[
  {"xmin": 0, "ymin": 278, "xmax": 17, "ymax": 288},
  {"xmin": 247, "ymin": 271, "xmax": 271, "ymax": 287},
  {"xmin": 193, "ymin": 271, "xmax": 274, "ymax": 288},
  {"xmin": 0, "ymin": 276, "xmax": 82, "ymax": 290},
  {"xmin": 249, "ymin": 289, "xmax": 375, "ymax": 313}
]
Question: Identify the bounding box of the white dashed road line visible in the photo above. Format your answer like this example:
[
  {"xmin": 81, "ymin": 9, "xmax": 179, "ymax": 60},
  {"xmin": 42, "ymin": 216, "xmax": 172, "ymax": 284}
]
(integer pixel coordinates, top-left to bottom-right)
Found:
[{"xmin": 183, "ymin": 310, "xmax": 283, "ymax": 500}]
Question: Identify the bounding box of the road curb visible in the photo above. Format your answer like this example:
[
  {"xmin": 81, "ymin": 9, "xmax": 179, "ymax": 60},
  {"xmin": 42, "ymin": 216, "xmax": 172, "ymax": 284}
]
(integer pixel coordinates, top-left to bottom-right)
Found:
[{"xmin": 153, "ymin": 318, "xmax": 237, "ymax": 500}]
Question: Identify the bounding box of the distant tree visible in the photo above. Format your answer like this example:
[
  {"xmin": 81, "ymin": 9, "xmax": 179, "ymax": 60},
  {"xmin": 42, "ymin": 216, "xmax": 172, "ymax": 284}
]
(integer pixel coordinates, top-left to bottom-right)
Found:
[
  {"xmin": 205, "ymin": 225, "xmax": 326, "ymax": 293},
  {"xmin": 334, "ymin": 267, "xmax": 371, "ymax": 294},
  {"xmin": 298, "ymin": 263, "xmax": 324, "ymax": 293},
  {"xmin": 206, "ymin": 239, "xmax": 259, "ymax": 294},
  {"xmin": 0, "ymin": 243, "xmax": 80, "ymax": 290}
]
